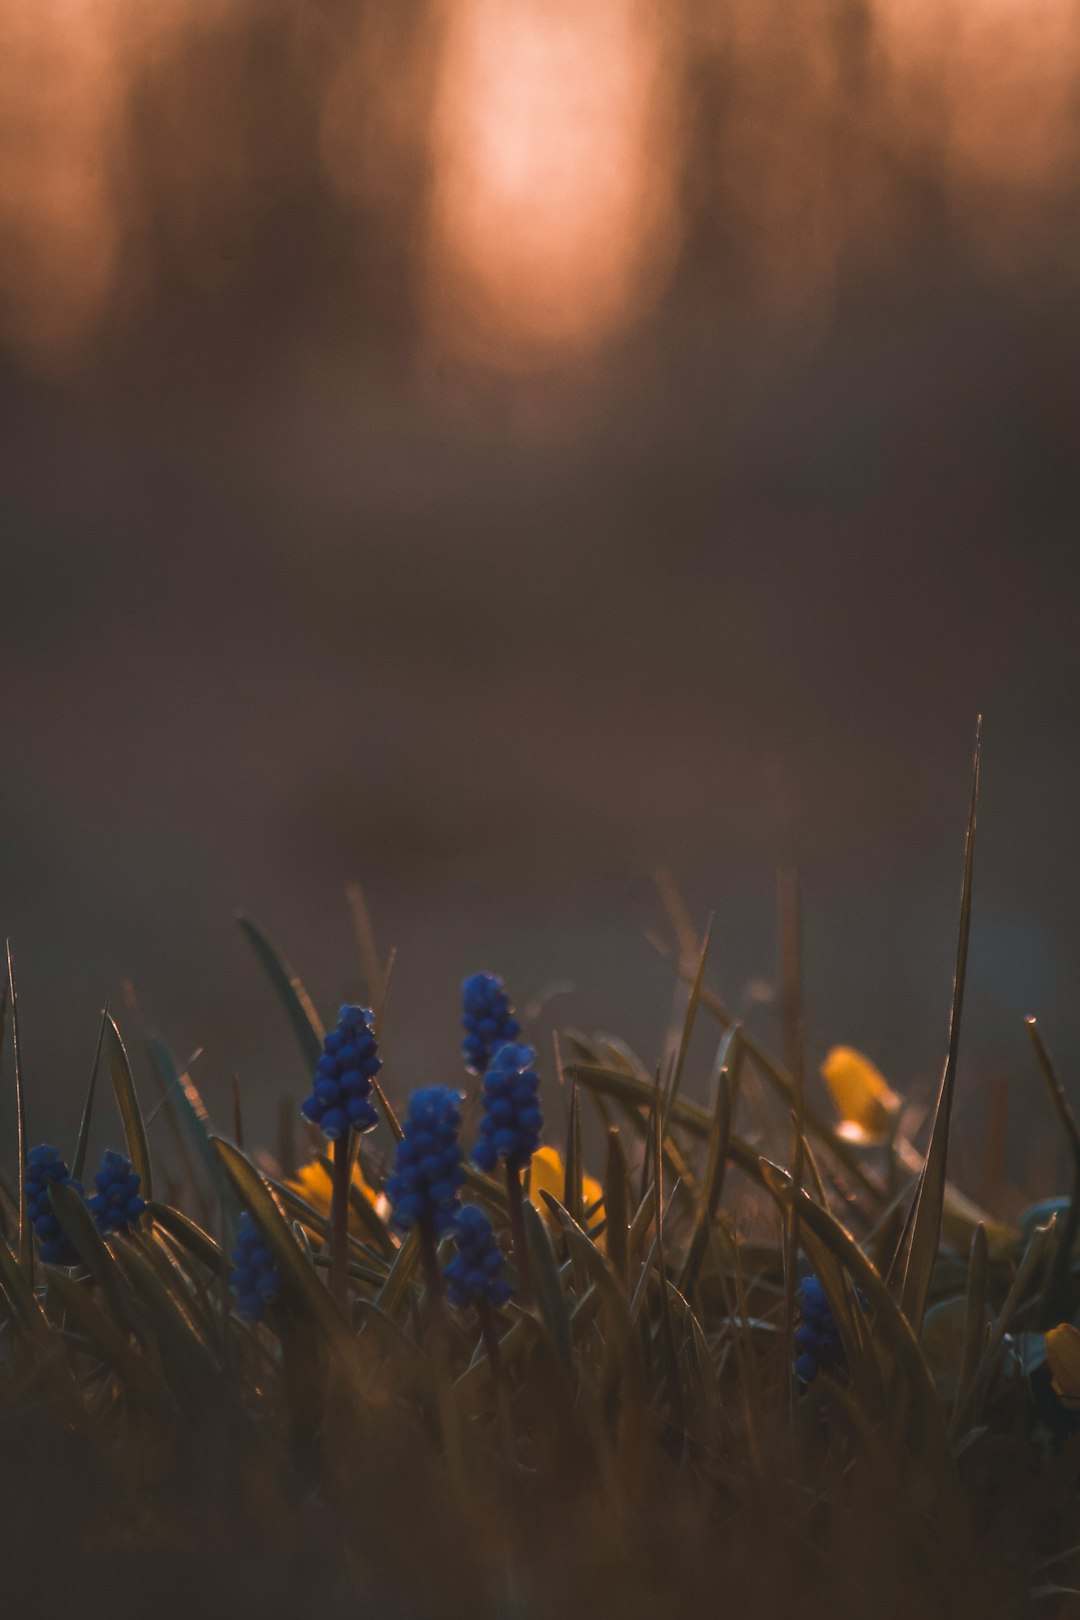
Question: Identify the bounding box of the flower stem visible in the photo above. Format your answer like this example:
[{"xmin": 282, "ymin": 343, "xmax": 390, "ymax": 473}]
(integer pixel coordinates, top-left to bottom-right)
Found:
[
  {"xmin": 505, "ymin": 1162, "xmax": 533, "ymax": 1306},
  {"xmin": 330, "ymin": 1130, "xmax": 352, "ymax": 1311}
]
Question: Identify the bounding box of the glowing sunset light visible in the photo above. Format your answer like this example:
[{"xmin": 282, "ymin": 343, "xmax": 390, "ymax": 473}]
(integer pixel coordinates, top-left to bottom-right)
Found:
[
  {"xmin": 422, "ymin": 0, "xmax": 681, "ymax": 370},
  {"xmin": 0, "ymin": 0, "xmax": 123, "ymax": 367}
]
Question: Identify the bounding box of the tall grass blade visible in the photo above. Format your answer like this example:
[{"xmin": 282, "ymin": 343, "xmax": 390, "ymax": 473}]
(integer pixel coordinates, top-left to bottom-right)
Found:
[
  {"xmin": 375, "ymin": 1226, "xmax": 420, "ymax": 1318},
  {"xmin": 662, "ymin": 915, "xmax": 713, "ymax": 1136},
  {"xmin": 523, "ymin": 1198, "xmax": 573, "ymax": 1372},
  {"xmin": 6, "ymin": 945, "xmax": 32, "ymax": 1281},
  {"xmin": 604, "ymin": 1127, "xmax": 630, "ymax": 1288},
  {"xmin": 48, "ymin": 1179, "xmax": 133, "ymax": 1329},
  {"xmin": 893, "ymin": 719, "xmax": 981, "ymax": 1336},
  {"xmin": 72, "ymin": 1003, "xmax": 109, "ymax": 1182},
  {"xmin": 680, "ymin": 1027, "xmax": 741, "ymax": 1293},
  {"xmin": 235, "ymin": 911, "xmax": 324, "ymax": 1070},
  {"xmin": 104, "ymin": 1013, "xmax": 153, "ymax": 1201},
  {"xmin": 148, "ymin": 1033, "xmax": 238, "ymax": 1222}
]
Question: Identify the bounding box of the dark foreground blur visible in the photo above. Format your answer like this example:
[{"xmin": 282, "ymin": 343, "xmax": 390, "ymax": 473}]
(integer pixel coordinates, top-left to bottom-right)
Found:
[{"xmin": 1, "ymin": 1, "xmax": 1079, "ymax": 1187}]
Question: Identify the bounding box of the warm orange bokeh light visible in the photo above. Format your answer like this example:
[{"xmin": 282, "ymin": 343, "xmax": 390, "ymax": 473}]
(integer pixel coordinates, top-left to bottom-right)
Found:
[
  {"xmin": 0, "ymin": 0, "xmax": 123, "ymax": 368},
  {"xmin": 421, "ymin": 0, "xmax": 681, "ymax": 371}
]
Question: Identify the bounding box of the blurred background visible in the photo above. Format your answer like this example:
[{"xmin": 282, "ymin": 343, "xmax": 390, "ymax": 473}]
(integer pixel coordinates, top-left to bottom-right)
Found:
[{"xmin": 1, "ymin": 0, "xmax": 1078, "ymax": 1195}]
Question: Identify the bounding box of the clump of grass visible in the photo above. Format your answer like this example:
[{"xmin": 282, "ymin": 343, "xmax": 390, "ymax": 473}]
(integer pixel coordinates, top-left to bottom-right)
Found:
[{"xmin": 3, "ymin": 735, "xmax": 1080, "ymax": 1618}]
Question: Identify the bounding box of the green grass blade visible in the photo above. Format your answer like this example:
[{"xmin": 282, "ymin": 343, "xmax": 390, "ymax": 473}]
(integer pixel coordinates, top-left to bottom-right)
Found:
[
  {"xmin": 72, "ymin": 1003, "xmax": 109, "ymax": 1182},
  {"xmin": 103, "ymin": 1014, "xmax": 153, "ymax": 1201},
  {"xmin": 212, "ymin": 1136, "xmax": 353, "ymax": 1356},
  {"xmin": 523, "ymin": 1197, "xmax": 573, "ymax": 1372},
  {"xmin": 48, "ymin": 1179, "xmax": 134, "ymax": 1329},
  {"xmin": 662, "ymin": 915, "xmax": 713, "ymax": 1137},
  {"xmin": 563, "ymin": 1079, "xmax": 582, "ymax": 1224},
  {"xmin": 375, "ymin": 1226, "xmax": 420, "ymax": 1318},
  {"xmin": 235, "ymin": 911, "xmax": 323, "ymax": 1071},
  {"xmin": 604, "ymin": 1126, "xmax": 630, "ymax": 1288},
  {"xmin": 149, "ymin": 1202, "xmax": 230, "ymax": 1280},
  {"xmin": 893, "ymin": 719, "xmax": 980, "ymax": 1336},
  {"xmin": 6, "ymin": 945, "xmax": 32, "ymax": 1282},
  {"xmin": 680, "ymin": 1027, "xmax": 742, "ymax": 1294},
  {"xmin": 147, "ymin": 1033, "xmax": 238, "ymax": 1221}
]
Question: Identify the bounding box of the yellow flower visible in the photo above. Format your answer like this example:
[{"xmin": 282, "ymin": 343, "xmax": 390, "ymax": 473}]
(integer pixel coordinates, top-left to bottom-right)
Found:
[
  {"xmin": 288, "ymin": 1154, "xmax": 385, "ymax": 1232},
  {"xmin": 1046, "ymin": 1323, "xmax": 1080, "ymax": 1410},
  {"xmin": 820, "ymin": 1045, "xmax": 901, "ymax": 1144},
  {"xmin": 529, "ymin": 1144, "xmax": 604, "ymax": 1236}
]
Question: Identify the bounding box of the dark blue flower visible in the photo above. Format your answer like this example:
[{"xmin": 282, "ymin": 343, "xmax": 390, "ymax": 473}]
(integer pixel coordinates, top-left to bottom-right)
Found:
[
  {"xmin": 300, "ymin": 1004, "xmax": 382, "ymax": 1141},
  {"xmin": 229, "ymin": 1212, "xmax": 282, "ymax": 1322},
  {"xmin": 444, "ymin": 1204, "xmax": 513, "ymax": 1311},
  {"xmin": 385, "ymin": 1087, "xmax": 465, "ymax": 1234},
  {"xmin": 89, "ymin": 1150, "xmax": 147, "ymax": 1236},
  {"xmin": 462, "ymin": 973, "xmax": 521, "ymax": 1077},
  {"xmin": 472, "ymin": 1043, "xmax": 543, "ymax": 1175},
  {"xmin": 795, "ymin": 1273, "xmax": 865, "ymax": 1383},
  {"xmin": 26, "ymin": 1144, "xmax": 83, "ymax": 1266}
]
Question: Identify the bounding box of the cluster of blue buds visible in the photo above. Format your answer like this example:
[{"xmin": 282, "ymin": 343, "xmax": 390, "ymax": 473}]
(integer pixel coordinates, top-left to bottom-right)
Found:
[
  {"xmin": 89, "ymin": 1150, "xmax": 147, "ymax": 1236},
  {"xmin": 444, "ymin": 1205, "xmax": 513, "ymax": 1311},
  {"xmin": 301, "ymin": 1005, "xmax": 382, "ymax": 1141},
  {"xmin": 461, "ymin": 973, "xmax": 521, "ymax": 1076},
  {"xmin": 795, "ymin": 1274, "xmax": 858, "ymax": 1383},
  {"xmin": 229, "ymin": 1212, "xmax": 282, "ymax": 1322},
  {"xmin": 473, "ymin": 1043, "xmax": 543, "ymax": 1174},
  {"xmin": 26, "ymin": 1145, "xmax": 82, "ymax": 1266},
  {"xmin": 386, "ymin": 1087, "xmax": 465, "ymax": 1234}
]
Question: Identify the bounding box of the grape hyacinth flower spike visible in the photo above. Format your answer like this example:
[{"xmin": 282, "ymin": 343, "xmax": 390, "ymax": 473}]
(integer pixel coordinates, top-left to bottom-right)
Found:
[
  {"xmin": 89, "ymin": 1149, "xmax": 147, "ymax": 1237},
  {"xmin": 473, "ymin": 1042, "xmax": 543, "ymax": 1174},
  {"xmin": 444, "ymin": 1205, "xmax": 513, "ymax": 1311},
  {"xmin": 473, "ymin": 1042, "xmax": 543, "ymax": 1302},
  {"xmin": 386, "ymin": 1086, "xmax": 465, "ymax": 1302},
  {"xmin": 386, "ymin": 1086, "xmax": 465, "ymax": 1235},
  {"xmin": 794, "ymin": 1273, "xmax": 866, "ymax": 1384},
  {"xmin": 300, "ymin": 1004, "xmax": 382, "ymax": 1142},
  {"xmin": 461, "ymin": 972, "xmax": 520, "ymax": 1076},
  {"xmin": 301, "ymin": 1004, "xmax": 382, "ymax": 1308},
  {"xmin": 229, "ymin": 1212, "xmax": 282, "ymax": 1323},
  {"xmin": 26, "ymin": 1144, "xmax": 83, "ymax": 1266}
]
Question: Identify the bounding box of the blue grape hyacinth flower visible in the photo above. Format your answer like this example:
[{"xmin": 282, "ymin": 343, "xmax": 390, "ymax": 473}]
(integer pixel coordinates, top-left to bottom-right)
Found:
[
  {"xmin": 795, "ymin": 1273, "xmax": 866, "ymax": 1383},
  {"xmin": 26, "ymin": 1144, "xmax": 83, "ymax": 1266},
  {"xmin": 301, "ymin": 1004, "xmax": 382, "ymax": 1142},
  {"xmin": 444, "ymin": 1205, "xmax": 513, "ymax": 1311},
  {"xmin": 229, "ymin": 1212, "xmax": 282, "ymax": 1323},
  {"xmin": 473, "ymin": 1043, "xmax": 543, "ymax": 1175},
  {"xmin": 386, "ymin": 1086, "xmax": 465, "ymax": 1235},
  {"xmin": 462, "ymin": 972, "xmax": 521, "ymax": 1076},
  {"xmin": 89, "ymin": 1149, "xmax": 147, "ymax": 1236}
]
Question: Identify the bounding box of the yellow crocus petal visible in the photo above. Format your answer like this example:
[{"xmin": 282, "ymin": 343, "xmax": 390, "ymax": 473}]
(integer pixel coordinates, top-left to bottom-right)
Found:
[
  {"xmin": 820, "ymin": 1046, "xmax": 901, "ymax": 1142},
  {"xmin": 1046, "ymin": 1323, "xmax": 1080, "ymax": 1410},
  {"xmin": 529, "ymin": 1144, "xmax": 605, "ymax": 1235},
  {"xmin": 288, "ymin": 1154, "xmax": 379, "ymax": 1228}
]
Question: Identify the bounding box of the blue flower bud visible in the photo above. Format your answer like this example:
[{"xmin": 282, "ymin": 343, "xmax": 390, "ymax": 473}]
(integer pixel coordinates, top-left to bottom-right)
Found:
[
  {"xmin": 229, "ymin": 1212, "xmax": 281, "ymax": 1322},
  {"xmin": 444, "ymin": 1205, "xmax": 514, "ymax": 1311},
  {"xmin": 25, "ymin": 1145, "xmax": 84, "ymax": 1267},
  {"xmin": 89, "ymin": 1150, "xmax": 146, "ymax": 1237},
  {"xmin": 386, "ymin": 1087, "xmax": 465, "ymax": 1234},
  {"xmin": 461, "ymin": 973, "xmax": 521, "ymax": 1076},
  {"xmin": 473, "ymin": 1043, "xmax": 543, "ymax": 1174},
  {"xmin": 300, "ymin": 1005, "xmax": 381, "ymax": 1141}
]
